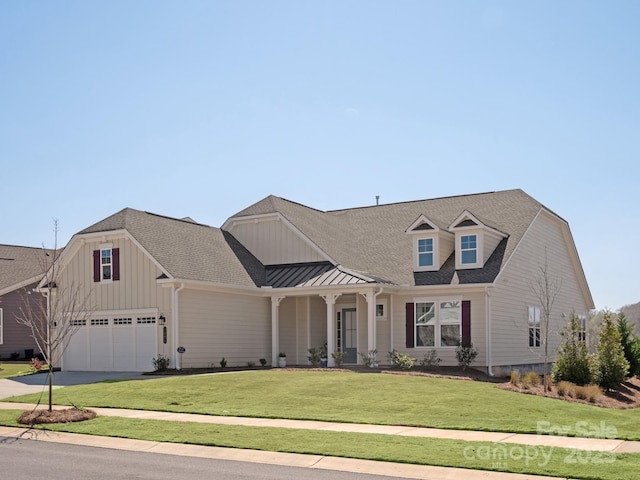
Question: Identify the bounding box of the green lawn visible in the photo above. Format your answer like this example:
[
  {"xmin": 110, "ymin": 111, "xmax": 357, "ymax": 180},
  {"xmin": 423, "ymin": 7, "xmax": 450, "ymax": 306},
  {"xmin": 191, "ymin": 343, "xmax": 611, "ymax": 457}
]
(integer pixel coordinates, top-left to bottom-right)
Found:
[
  {"xmin": 0, "ymin": 409, "xmax": 637, "ymax": 480},
  {"xmin": 5, "ymin": 370, "xmax": 640, "ymax": 440},
  {"xmin": 0, "ymin": 362, "xmax": 41, "ymax": 379}
]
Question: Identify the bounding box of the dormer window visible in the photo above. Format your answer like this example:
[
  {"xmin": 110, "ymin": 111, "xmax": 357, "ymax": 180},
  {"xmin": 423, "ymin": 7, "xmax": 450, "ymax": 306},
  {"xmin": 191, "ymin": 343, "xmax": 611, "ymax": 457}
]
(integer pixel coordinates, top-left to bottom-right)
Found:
[
  {"xmin": 418, "ymin": 238, "xmax": 434, "ymax": 267},
  {"xmin": 406, "ymin": 215, "xmax": 454, "ymax": 272},
  {"xmin": 460, "ymin": 235, "xmax": 477, "ymax": 265},
  {"xmin": 449, "ymin": 210, "xmax": 507, "ymax": 270}
]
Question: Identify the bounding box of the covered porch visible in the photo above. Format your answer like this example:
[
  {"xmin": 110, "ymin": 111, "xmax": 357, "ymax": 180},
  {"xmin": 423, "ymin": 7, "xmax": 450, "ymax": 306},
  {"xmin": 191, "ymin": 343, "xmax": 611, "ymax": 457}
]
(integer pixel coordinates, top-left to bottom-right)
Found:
[{"xmin": 264, "ymin": 262, "xmax": 392, "ymax": 367}]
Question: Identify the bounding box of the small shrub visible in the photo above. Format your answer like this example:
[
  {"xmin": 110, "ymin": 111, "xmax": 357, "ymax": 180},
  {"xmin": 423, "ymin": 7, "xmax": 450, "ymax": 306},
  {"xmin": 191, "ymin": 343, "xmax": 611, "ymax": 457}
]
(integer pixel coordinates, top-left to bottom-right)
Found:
[
  {"xmin": 455, "ymin": 342, "xmax": 478, "ymax": 370},
  {"xmin": 31, "ymin": 357, "xmax": 45, "ymax": 372},
  {"xmin": 420, "ymin": 350, "xmax": 441, "ymax": 370},
  {"xmin": 510, "ymin": 370, "xmax": 521, "ymax": 385},
  {"xmin": 557, "ymin": 380, "xmax": 576, "ymax": 398},
  {"xmin": 219, "ymin": 357, "xmax": 227, "ymax": 368},
  {"xmin": 387, "ymin": 349, "xmax": 399, "ymax": 367},
  {"xmin": 152, "ymin": 354, "xmax": 170, "ymax": 371},
  {"xmin": 247, "ymin": 361, "xmax": 255, "ymax": 367},
  {"xmin": 581, "ymin": 385, "xmax": 603, "ymax": 403},
  {"xmin": 259, "ymin": 358, "xmax": 267, "ymax": 367},
  {"xmin": 392, "ymin": 352, "xmax": 416, "ymax": 371},
  {"xmin": 10, "ymin": 352, "xmax": 19, "ymax": 360},
  {"xmin": 332, "ymin": 351, "xmax": 347, "ymax": 367},
  {"xmin": 359, "ymin": 349, "xmax": 378, "ymax": 367},
  {"xmin": 307, "ymin": 347, "xmax": 321, "ymax": 367},
  {"xmin": 522, "ymin": 371, "xmax": 541, "ymax": 387}
]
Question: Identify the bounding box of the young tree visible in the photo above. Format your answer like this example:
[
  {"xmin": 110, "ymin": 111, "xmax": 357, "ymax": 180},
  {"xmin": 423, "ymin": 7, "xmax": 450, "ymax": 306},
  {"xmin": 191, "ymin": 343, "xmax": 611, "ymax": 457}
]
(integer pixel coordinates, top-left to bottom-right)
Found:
[
  {"xmin": 616, "ymin": 312, "xmax": 640, "ymax": 378},
  {"xmin": 552, "ymin": 312, "xmax": 592, "ymax": 385},
  {"xmin": 594, "ymin": 311, "xmax": 629, "ymax": 391},
  {"xmin": 530, "ymin": 249, "xmax": 561, "ymax": 392},
  {"xmin": 15, "ymin": 221, "xmax": 93, "ymax": 411}
]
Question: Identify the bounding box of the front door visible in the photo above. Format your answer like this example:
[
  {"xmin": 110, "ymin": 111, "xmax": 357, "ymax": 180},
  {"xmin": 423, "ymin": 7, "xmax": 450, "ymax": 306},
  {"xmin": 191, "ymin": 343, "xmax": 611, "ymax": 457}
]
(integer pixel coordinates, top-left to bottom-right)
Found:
[{"xmin": 338, "ymin": 308, "xmax": 357, "ymax": 364}]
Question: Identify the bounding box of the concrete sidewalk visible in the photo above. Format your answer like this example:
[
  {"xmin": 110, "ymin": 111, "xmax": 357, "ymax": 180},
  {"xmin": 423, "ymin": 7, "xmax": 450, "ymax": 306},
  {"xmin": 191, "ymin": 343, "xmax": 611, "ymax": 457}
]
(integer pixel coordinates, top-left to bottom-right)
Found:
[{"xmin": 2, "ymin": 402, "xmax": 638, "ymax": 454}]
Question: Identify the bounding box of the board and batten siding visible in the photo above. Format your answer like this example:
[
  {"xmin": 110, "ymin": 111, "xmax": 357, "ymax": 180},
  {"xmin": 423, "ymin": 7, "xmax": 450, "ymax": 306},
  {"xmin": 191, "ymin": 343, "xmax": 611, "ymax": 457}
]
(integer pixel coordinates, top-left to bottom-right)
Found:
[
  {"xmin": 178, "ymin": 289, "xmax": 270, "ymax": 368},
  {"xmin": 490, "ymin": 210, "xmax": 592, "ymax": 370},
  {"xmin": 390, "ymin": 292, "xmax": 487, "ymax": 367},
  {"xmin": 59, "ymin": 237, "xmax": 169, "ymax": 314},
  {"xmin": 227, "ymin": 219, "xmax": 326, "ymax": 265}
]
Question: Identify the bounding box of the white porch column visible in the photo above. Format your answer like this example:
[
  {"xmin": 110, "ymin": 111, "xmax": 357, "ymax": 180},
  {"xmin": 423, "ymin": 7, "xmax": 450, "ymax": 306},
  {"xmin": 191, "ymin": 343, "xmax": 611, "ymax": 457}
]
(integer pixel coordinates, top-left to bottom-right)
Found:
[
  {"xmin": 271, "ymin": 296, "xmax": 285, "ymax": 366},
  {"xmin": 321, "ymin": 293, "xmax": 341, "ymax": 367},
  {"xmin": 362, "ymin": 291, "xmax": 377, "ymax": 353}
]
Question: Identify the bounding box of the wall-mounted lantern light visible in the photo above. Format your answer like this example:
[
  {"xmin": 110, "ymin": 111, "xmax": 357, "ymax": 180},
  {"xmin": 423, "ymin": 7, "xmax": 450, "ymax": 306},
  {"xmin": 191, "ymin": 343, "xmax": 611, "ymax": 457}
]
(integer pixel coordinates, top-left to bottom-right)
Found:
[{"xmin": 159, "ymin": 314, "xmax": 166, "ymax": 325}]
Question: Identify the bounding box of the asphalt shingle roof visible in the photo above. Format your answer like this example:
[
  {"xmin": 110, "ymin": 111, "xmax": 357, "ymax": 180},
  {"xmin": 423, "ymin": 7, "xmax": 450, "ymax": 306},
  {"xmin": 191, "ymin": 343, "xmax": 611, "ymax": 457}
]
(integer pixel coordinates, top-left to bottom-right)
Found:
[
  {"xmin": 0, "ymin": 245, "xmax": 48, "ymax": 292},
  {"xmin": 78, "ymin": 209, "xmax": 265, "ymax": 287},
  {"xmin": 228, "ymin": 189, "xmax": 545, "ymax": 286}
]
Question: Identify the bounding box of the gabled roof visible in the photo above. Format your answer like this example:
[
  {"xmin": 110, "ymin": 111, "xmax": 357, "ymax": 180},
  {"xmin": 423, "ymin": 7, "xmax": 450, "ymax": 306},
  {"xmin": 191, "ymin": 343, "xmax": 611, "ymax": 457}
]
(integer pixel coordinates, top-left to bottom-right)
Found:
[
  {"xmin": 0, "ymin": 244, "xmax": 50, "ymax": 294},
  {"xmin": 77, "ymin": 209, "xmax": 265, "ymax": 287},
  {"xmin": 265, "ymin": 262, "xmax": 392, "ymax": 288},
  {"xmin": 227, "ymin": 189, "xmax": 544, "ymax": 286}
]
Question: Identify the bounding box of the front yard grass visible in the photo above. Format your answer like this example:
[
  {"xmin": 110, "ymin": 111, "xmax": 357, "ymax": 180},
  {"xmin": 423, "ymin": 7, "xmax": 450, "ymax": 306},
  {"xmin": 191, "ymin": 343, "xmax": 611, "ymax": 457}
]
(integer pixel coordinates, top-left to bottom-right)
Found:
[
  {"xmin": 0, "ymin": 409, "xmax": 637, "ymax": 480},
  {"xmin": 5, "ymin": 370, "xmax": 640, "ymax": 440},
  {"xmin": 0, "ymin": 362, "xmax": 41, "ymax": 379}
]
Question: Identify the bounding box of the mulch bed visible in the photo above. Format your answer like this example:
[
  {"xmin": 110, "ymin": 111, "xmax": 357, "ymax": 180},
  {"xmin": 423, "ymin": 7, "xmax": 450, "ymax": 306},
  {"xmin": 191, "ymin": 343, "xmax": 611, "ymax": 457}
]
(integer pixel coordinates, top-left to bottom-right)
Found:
[
  {"xmin": 18, "ymin": 407, "xmax": 97, "ymax": 425},
  {"xmin": 498, "ymin": 376, "xmax": 640, "ymax": 409}
]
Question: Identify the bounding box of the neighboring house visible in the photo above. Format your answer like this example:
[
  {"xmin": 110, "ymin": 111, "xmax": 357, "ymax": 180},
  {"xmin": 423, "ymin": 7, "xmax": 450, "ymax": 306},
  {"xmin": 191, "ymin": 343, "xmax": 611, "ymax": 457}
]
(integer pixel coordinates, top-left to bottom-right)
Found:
[
  {"xmin": 0, "ymin": 245, "xmax": 47, "ymax": 359},
  {"xmin": 47, "ymin": 189, "xmax": 594, "ymax": 375}
]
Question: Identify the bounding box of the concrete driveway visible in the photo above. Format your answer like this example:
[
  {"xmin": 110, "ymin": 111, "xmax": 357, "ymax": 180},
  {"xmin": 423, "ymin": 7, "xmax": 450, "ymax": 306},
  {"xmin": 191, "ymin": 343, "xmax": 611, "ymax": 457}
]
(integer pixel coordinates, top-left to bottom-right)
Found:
[{"xmin": 0, "ymin": 371, "xmax": 149, "ymax": 400}]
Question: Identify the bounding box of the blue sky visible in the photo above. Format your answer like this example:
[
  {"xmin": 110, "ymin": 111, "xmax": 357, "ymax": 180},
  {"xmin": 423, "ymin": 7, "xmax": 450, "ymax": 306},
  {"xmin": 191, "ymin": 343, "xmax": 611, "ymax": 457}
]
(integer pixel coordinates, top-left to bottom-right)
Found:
[{"xmin": 1, "ymin": 1, "xmax": 638, "ymax": 311}]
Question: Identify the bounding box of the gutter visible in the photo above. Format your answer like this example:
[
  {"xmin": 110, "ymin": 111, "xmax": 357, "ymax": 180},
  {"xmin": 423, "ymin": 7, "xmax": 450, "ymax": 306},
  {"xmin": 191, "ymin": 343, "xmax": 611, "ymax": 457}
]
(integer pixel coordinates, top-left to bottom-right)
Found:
[
  {"xmin": 485, "ymin": 285, "xmax": 494, "ymax": 377},
  {"xmin": 173, "ymin": 283, "xmax": 185, "ymax": 370}
]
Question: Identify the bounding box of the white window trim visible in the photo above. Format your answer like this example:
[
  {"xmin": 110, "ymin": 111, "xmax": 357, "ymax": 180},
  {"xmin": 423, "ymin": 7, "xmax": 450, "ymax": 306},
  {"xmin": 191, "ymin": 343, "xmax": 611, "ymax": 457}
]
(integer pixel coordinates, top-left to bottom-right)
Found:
[
  {"xmin": 414, "ymin": 296, "xmax": 462, "ymax": 348},
  {"xmin": 455, "ymin": 231, "xmax": 483, "ymax": 269},
  {"xmin": 528, "ymin": 306, "xmax": 541, "ymax": 348},
  {"xmin": 98, "ymin": 243, "xmax": 113, "ymax": 283},
  {"xmin": 376, "ymin": 299, "xmax": 388, "ymax": 321},
  {"xmin": 413, "ymin": 236, "xmax": 439, "ymax": 272}
]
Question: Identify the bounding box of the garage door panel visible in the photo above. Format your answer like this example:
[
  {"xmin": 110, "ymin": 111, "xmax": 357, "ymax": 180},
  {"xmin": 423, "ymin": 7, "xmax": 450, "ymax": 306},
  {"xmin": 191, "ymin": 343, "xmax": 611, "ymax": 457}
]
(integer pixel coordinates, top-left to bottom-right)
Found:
[
  {"xmin": 63, "ymin": 314, "xmax": 157, "ymax": 372},
  {"xmin": 64, "ymin": 326, "xmax": 89, "ymax": 371},
  {"xmin": 113, "ymin": 327, "xmax": 135, "ymax": 371}
]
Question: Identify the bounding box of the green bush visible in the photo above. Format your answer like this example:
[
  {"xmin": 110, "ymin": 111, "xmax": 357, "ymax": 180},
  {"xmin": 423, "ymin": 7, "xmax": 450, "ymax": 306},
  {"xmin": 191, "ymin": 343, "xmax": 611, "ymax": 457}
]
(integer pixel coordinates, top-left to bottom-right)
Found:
[
  {"xmin": 594, "ymin": 311, "xmax": 629, "ymax": 390},
  {"xmin": 552, "ymin": 312, "xmax": 592, "ymax": 385},
  {"xmin": 420, "ymin": 351, "xmax": 441, "ymax": 370},
  {"xmin": 617, "ymin": 312, "xmax": 640, "ymax": 377},
  {"xmin": 455, "ymin": 342, "xmax": 478, "ymax": 370},
  {"xmin": 392, "ymin": 352, "xmax": 416, "ymax": 370},
  {"xmin": 331, "ymin": 351, "xmax": 347, "ymax": 367},
  {"xmin": 307, "ymin": 347, "xmax": 321, "ymax": 367},
  {"xmin": 152, "ymin": 354, "xmax": 170, "ymax": 371}
]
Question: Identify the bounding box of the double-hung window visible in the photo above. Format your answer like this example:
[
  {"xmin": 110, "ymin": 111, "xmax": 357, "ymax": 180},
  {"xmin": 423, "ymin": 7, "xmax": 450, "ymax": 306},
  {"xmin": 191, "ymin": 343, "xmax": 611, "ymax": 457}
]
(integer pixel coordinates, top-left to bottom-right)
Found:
[
  {"xmin": 415, "ymin": 299, "xmax": 461, "ymax": 347},
  {"xmin": 460, "ymin": 235, "xmax": 477, "ymax": 265},
  {"xmin": 528, "ymin": 306, "xmax": 541, "ymax": 347},
  {"xmin": 417, "ymin": 238, "xmax": 434, "ymax": 267},
  {"xmin": 101, "ymin": 249, "xmax": 112, "ymax": 281}
]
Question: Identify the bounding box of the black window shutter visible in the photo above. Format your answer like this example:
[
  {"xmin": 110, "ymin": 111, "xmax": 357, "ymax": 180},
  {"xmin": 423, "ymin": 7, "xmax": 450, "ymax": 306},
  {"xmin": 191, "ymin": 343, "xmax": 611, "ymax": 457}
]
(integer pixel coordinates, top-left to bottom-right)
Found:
[
  {"xmin": 112, "ymin": 248, "xmax": 120, "ymax": 281},
  {"xmin": 405, "ymin": 302, "xmax": 415, "ymax": 348},
  {"xmin": 93, "ymin": 250, "xmax": 100, "ymax": 282},
  {"xmin": 462, "ymin": 300, "xmax": 471, "ymax": 347}
]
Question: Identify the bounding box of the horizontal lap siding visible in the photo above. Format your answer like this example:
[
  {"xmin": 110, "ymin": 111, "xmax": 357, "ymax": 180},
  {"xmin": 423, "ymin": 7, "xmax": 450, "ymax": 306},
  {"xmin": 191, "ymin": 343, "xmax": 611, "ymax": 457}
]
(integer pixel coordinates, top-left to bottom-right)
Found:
[
  {"xmin": 391, "ymin": 293, "xmax": 487, "ymax": 367},
  {"xmin": 491, "ymin": 212, "xmax": 591, "ymax": 367},
  {"xmin": 178, "ymin": 289, "xmax": 270, "ymax": 368},
  {"xmin": 0, "ymin": 284, "xmax": 42, "ymax": 358}
]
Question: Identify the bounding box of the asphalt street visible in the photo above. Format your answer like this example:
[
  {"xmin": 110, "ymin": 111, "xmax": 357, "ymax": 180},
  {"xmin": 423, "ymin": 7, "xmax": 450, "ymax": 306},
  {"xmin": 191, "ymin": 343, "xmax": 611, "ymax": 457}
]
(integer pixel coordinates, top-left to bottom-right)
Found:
[{"xmin": 0, "ymin": 436, "xmax": 404, "ymax": 480}]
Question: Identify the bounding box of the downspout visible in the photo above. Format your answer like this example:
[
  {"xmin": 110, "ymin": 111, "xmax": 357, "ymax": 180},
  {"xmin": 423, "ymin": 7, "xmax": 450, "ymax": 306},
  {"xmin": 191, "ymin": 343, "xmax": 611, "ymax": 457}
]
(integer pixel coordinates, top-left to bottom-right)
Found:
[
  {"xmin": 173, "ymin": 283, "xmax": 185, "ymax": 370},
  {"xmin": 485, "ymin": 285, "xmax": 494, "ymax": 377}
]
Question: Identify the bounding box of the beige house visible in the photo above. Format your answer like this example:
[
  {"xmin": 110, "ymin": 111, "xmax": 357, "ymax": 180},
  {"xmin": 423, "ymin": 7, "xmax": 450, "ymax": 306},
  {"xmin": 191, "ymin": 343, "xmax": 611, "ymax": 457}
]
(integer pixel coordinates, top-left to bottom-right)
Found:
[{"xmin": 47, "ymin": 189, "xmax": 593, "ymax": 375}]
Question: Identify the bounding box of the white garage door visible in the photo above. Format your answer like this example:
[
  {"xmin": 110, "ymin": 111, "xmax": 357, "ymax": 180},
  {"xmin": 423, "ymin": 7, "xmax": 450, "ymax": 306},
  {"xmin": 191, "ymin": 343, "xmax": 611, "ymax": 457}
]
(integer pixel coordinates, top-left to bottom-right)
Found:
[{"xmin": 63, "ymin": 314, "xmax": 158, "ymax": 372}]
